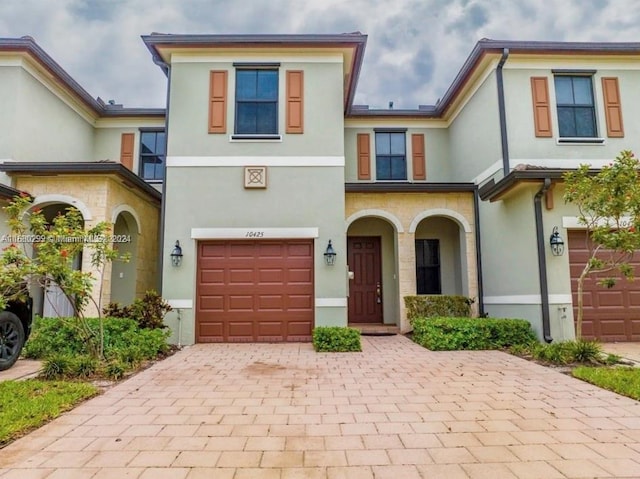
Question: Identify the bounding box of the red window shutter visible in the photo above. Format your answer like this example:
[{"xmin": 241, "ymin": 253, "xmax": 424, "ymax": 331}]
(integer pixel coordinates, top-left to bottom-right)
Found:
[
  {"xmin": 602, "ymin": 77, "xmax": 624, "ymax": 138},
  {"xmin": 530, "ymin": 77, "xmax": 553, "ymax": 137},
  {"xmin": 357, "ymin": 133, "xmax": 371, "ymax": 180},
  {"xmin": 120, "ymin": 133, "xmax": 135, "ymax": 170},
  {"xmin": 411, "ymin": 134, "xmax": 426, "ymax": 180},
  {"xmin": 286, "ymin": 70, "xmax": 304, "ymax": 134},
  {"xmin": 209, "ymin": 70, "xmax": 227, "ymax": 134}
]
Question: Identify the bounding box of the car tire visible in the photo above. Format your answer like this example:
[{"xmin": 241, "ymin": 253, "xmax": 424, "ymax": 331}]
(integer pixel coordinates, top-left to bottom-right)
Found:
[{"xmin": 0, "ymin": 311, "xmax": 25, "ymax": 371}]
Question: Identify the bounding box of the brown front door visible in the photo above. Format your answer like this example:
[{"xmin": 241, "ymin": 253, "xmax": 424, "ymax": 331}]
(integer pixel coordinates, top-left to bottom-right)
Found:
[{"xmin": 348, "ymin": 236, "xmax": 383, "ymax": 323}]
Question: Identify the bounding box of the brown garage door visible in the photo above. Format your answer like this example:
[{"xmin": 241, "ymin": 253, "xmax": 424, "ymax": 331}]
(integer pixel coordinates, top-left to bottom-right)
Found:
[
  {"xmin": 196, "ymin": 240, "xmax": 314, "ymax": 342},
  {"xmin": 568, "ymin": 230, "xmax": 640, "ymax": 341}
]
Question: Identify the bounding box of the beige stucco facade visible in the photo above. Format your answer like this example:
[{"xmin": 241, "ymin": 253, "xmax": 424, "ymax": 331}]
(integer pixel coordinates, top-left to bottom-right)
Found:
[{"xmin": 345, "ymin": 191, "xmax": 478, "ymax": 332}]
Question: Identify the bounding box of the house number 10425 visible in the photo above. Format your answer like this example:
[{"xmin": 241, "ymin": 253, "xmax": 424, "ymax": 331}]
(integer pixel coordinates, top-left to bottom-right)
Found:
[{"xmin": 245, "ymin": 231, "xmax": 264, "ymax": 238}]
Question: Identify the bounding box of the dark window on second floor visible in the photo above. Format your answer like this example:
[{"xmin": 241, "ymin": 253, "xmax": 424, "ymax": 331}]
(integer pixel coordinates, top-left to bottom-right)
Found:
[
  {"xmin": 375, "ymin": 132, "xmax": 406, "ymax": 180},
  {"xmin": 140, "ymin": 130, "xmax": 165, "ymax": 181},
  {"xmin": 554, "ymin": 75, "xmax": 597, "ymax": 138},
  {"xmin": 416, "ymin": 239, "xmax": 441, "ymax": 295},
  {"xmin": 235, "ymin": 69, "xmax": 278, "ymax": 135}
]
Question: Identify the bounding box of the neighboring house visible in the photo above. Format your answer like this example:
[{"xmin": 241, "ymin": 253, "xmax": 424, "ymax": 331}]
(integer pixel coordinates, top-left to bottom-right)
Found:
[
  {"xmin": 0, "ymin": 37, "xmax": 162, "ymax": 317},
  {"xmin": 2, "ymin": 34, "xmax": 639, "ymax": 343}
]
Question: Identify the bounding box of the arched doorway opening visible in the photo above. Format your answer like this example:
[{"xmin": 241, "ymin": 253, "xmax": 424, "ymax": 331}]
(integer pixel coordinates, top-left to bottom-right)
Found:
[{"xmin": 109, "ymin": 211, "xmax": 139, "ymax": 305}]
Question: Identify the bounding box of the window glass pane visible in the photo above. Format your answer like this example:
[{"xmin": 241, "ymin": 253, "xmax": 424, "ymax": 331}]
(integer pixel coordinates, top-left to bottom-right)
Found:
[
  {"xmin": 554, "ymin": 76, "xmax": 573, "ymax": 104},
  {"xmin": 391, "ymin": 156, "xmax": 406, "ymax": 180},
  {"xmin": 376, "ymin": 156, "xmax": 391, "ymax": 180},
  {"xmin": 390, "ymin": 133, "xmax": 405, "ymax": 154},
  {"xmin": 236, "ymin": 70, "xmax": 257, "ymax": 100},
  {"xmin": 141, "ymin": 132, "xmax": 155, "ymax": 154},
  {"xmin": 155, "ymin": 132, "xmax": 166, "ymax": 154},
  {"xmin": 154, "ymin": 160, "xmax": 164, "ymax": 180},
  {"xmin": 236, "ymin": 103, "xmax": 257, "ymax": 134},
  {"xmin": 557, "ymin": 107, "xmax": 576, "ymax": 137},
  {"xmin": 256, "ymin": 103, "xmax": 277, "ymax": 134},
  {"xmin": 257, "ymin": 71, "xmax": 278, "ymax": 100},
  {"xmin": 375, "ymin": 133, "xmax": 390, "ymax": 155},
  {"xmin": 572, "ymin": 77, "xmax": 593, "ymax": 105},
  {"xmin": 575, "ymin": 107, "xmax": 596, "ymax": 137},
  {"xmin": 143, "ymin": 161, "xmax": 155, "ymax": 179}
]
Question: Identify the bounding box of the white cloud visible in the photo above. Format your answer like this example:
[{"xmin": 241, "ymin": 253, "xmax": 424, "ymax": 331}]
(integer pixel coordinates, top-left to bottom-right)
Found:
[{"xmin": 1, "ymin": 0, "xmax": 638, "ymax": 108}]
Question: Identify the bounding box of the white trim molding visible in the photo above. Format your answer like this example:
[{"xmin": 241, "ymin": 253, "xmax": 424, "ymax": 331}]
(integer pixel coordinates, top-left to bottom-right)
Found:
[
  {"xmin": 167, "ymin": 299, "xmax": 193, "ymax": 309},
  {"xmin": 346, "ymin": 209, "xmax": 404, "ymax": 233},
  {"xmin": 473, "ymin": 160, "xmax": 503, "ymax": 185},
  {"xmin": 510, "ymin": 159, "xmax": 611, "ymax": 170},
  {"xmin": 409, "ymin": 209, "xmax": 472, "ymax": 234},
  {"xmin": 316, "ymin": 298, "xmax": 347, "ymax": 307},
  {"xmin": 191, "ymin": 227, "xmax": 319, "ymax": 240},
  {"xmin": 171, "ymin": 54, "xmax": 343, "ymax": 64},
  {"xmin": 562, "ymin": 216, "xmax": 633, "ymax": 229},
  {"xmin": 167, "ymin": 156, "xmax": 344, "ymax": 167},
  {"xmin": 111, "ymin": 204, "xmax": 142, "ymax": 234},
  {"xmin": 484, "ymin": 294, "xmax": 573, "ymax": 305},
  {"xmin": 30, "ymin": 194, "xmax": 93, "ymax": 221}
]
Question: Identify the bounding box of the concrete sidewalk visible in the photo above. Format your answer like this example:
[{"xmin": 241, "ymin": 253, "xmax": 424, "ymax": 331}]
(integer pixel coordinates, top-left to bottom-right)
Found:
[
  {"xmin": 0, "ymin": 359, "xmax": 41, "ymax": 382},
  {"xmin": 1, "ymin": 335, "xmax": 640, "ymax": 478}
]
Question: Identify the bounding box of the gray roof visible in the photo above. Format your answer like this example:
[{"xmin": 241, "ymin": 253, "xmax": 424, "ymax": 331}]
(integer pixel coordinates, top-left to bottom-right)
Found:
[
  {"xmin": 0, "ymin": 183, "xmax": 28, "ymax": 200},
  {"xmin": 0, "ymin": 37, "xmax": 165, "ymax": 118}
]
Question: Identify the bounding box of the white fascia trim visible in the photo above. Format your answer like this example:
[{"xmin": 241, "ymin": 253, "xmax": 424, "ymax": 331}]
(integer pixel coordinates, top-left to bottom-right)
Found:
[
  {"xmin": 191, "ymin": 227, "xmax": 319, "ymax": 240},
  {"xmin": 95, "ymin": 119, "xmax": 165, "ymax": 129},
  {"xmin": 562, "ymin": 216, "xmax": 633, "ymax": 229},
  {"xmin": 510, "ymin": 159, "xmax": 611, "ymax": 169},
  {"xmin": 167, "ymin": 299, "xmax": 193, "ymax": 309},
  {"xmin": 473, "ymin": 160, "xmax": 503, "ymax": 185},
  {"xmin": 316, "ymin": 298, "xmax": 347, "ymax": 307},
  {"xmin": 484, "ymin": 294, "xmax": 573, "ymax": 305},
  {"xmin": 171, "ymin": 54, "xmax": 343, "ymax": 63},
  {"xmin": 167, "ymin": 156, "xmax": 344, "ymax": 167}
]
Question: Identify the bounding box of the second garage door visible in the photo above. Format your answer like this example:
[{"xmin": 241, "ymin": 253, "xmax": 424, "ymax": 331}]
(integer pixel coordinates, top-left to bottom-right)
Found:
[
  {"xmin": 196, "ymin": 240, "xmax": 314, "ymax": 342},
  {"xmin": 568, "ymin": 230, "xmax": 640, "ymax": 341}
]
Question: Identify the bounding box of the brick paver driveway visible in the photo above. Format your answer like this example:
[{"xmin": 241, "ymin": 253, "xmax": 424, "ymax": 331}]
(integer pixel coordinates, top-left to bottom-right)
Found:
[{"xmin": 1, "ymin": 335, "xmax": 640, "ymax": 479}]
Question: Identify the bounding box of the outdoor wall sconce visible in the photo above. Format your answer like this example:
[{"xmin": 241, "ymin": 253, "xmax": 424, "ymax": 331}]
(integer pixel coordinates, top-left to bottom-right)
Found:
[
  {"xmin": 549, "ymin": 226, "xmax": 565, "ymax": 256},
  {"xmin": 170, "ymin": 240, "xmax": 183, "ymax": 267},
  {"xmin": 324, "ymin": 240, "xmax": 337, "ymax": 266}
]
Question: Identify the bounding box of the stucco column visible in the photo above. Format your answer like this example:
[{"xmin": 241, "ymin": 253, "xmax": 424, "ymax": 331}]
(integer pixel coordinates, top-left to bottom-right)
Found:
[
  {"xmin": 464, "ymin": 231, "xmax": 479, "ymax": 317},
  {"xmin": 397, "ymin": 230, "xmax": 416, "ymax": 332}
]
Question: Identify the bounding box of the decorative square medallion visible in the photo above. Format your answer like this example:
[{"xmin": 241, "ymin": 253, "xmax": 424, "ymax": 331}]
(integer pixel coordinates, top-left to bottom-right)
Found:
[{"xmin": 244, "ymin": 166, "xmax": 267, "ymax": 189}]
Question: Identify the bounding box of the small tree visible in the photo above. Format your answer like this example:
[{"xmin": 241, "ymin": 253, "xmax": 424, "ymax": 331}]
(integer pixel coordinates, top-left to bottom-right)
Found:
[
  {"xmin": 564, "ymin": 150, "xmax": 640, "ymax": 339},
  {"xmin": 0, "ymin": 194, "xmax": 129, "ymax": 358}
]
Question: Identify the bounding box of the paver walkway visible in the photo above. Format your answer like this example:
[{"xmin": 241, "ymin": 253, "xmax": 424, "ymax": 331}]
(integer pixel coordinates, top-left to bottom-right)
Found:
[{"xmin": 1, "ymin": 335, "xmax": 640, "ymax": 479}]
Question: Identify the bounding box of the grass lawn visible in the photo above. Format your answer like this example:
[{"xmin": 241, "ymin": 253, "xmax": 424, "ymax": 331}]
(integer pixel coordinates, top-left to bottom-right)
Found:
[
  {"xmin": 572, "ymin": 366, "xmax": 640, "ymax": 400},
  {"xmin": 0, "ymin": 380, "xmax": 98, "ymax": 446}
]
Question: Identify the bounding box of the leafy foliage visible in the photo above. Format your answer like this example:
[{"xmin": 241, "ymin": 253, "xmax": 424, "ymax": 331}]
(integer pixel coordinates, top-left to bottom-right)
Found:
[
  {"xmin": 103, "ymin": 290, "xmax": 172, "ymax": 329},
  {"xmin": 411, "ymin": 317, "xmax": 536, "ymax": 351},
  {"xmin": 511, "ymin": 339, "xmax": 604, "ymax": 365},
  {"xmin": 564, "ymin": 150, "xmax": 640, "ymax": 338},
  {"xmin": 404, "ymin": 295, "xmax": 474, "ymax": 324},
  {"xmin": 312, "ymin": 327, "xmax": 362, "ymax": 352},
  {"xmin": 24, "ymin": 316, "xmax": 170, "ymax": 378}
]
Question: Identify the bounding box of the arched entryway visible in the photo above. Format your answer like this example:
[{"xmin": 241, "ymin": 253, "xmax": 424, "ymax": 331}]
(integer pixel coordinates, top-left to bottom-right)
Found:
[
  {"xmin": 346, "ymin": 215, "xmax": 400, "ymax": 325},
  {"xmin": 412, "ymin": 215, "xmax": 468, "ymax": 296},
  {"xmin": 109, "ymin": 210, "xmax": 139, "ymax": 305}
]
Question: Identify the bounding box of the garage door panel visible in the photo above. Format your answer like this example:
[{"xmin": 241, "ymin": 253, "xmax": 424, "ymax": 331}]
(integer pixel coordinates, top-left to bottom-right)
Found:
[
  {"xmin": 197, "ymin": 239, "xmax": 314, "ymax": 342},
  {"xmin": 569, "ymin": 230, "xmax": 640, "ymax": 341}
]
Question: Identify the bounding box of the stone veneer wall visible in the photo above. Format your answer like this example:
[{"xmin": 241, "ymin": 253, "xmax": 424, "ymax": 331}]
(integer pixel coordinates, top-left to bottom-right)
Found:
[{"xmin": 345, "ymin": 192, "xmax": 478, "ymax": 332}]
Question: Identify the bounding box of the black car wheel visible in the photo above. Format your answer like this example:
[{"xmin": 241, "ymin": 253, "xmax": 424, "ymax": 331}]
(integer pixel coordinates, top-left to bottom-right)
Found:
[{"xmin": 0, "ymin": 311, "xmax": 25, "ymax": 371}]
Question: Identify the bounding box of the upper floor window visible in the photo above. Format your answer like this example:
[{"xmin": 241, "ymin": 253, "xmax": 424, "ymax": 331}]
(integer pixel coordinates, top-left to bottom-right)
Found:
[
  {"xmin": 375, "ymin": 132, "xmax": 406, "ymax": 180},
  {"xmin": 140, "ymin": 130, "xmax": 165, "ymax": 181},
  {"xmin": 554, "ymin": 75, "xmax": 596, "ymax": 138},
  {"xmin": 235, "ymin": 69, "xmax": 278, "ymax": 135}
]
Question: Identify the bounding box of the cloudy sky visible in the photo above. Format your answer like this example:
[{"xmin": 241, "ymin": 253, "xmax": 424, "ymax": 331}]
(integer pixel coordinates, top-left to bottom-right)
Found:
[{"xmin": 1, "ymin": 0, "xmax": 638, "ymax": 109}]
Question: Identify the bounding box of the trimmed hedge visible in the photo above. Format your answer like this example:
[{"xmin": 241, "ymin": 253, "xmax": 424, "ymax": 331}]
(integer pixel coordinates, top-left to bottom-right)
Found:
[
  {"xmin": 412, "ymin": 317, "xmax": 536, "ymax": 351},
  {"xmin": 312, "ymin": 327, "xmax": 362, "ymax": 352},
  {"xmin": 404, "ymin": 295, "xmax": 473, "ymax": 323}
]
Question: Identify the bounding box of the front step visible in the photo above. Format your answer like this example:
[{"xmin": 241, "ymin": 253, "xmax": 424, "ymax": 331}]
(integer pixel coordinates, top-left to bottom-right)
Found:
[{"xmin": 349, "ymin": 323, "xmax": 400, "ymax": 335}]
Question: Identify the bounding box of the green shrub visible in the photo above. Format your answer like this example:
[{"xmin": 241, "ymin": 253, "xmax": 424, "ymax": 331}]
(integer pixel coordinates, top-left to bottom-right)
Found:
[
  {"xmin": 25, "ymin": 316, "xmax": 170, "ymax": 379},
  {"xmin": 105, "ymin": 361, "xmax": 127, "ymax": 380},
  {"xmin": 103, "ymin": 290, "xmax": 171, "ymax": 330},
  {"xmin": 404, "ymin": 296, "xmax": 473, "ymax": 323},
  {"xmin": 568, "ymin": 339, "xmax": 603, "ymax": 363},
  {"xmin": 313, "ymin": 327, "xmax": 362, "ymax": 352},
  {"xmin": 530, "ymin": 342, "xmax": 572, "ymax": 364},
  {"xmin": 411, "ymin": 317, "xmax": 536, "ymax": 351}
]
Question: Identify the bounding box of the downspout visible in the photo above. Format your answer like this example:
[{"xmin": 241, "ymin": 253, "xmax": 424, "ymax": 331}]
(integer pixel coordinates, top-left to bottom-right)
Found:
[
  {"xmin": 153, "ymin": 56, "xmax": 171, "ymax": 292},
  {"xmin": 473, "ymin": 188, "xmax": 485, "ymax": 317},
  {"xmin": 496, "ymin": 48, "xmax": 510, "ymax": 176},
  {"xmin": 534, "ymin": 178, "xmax": 553, "ymax": 343}
]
